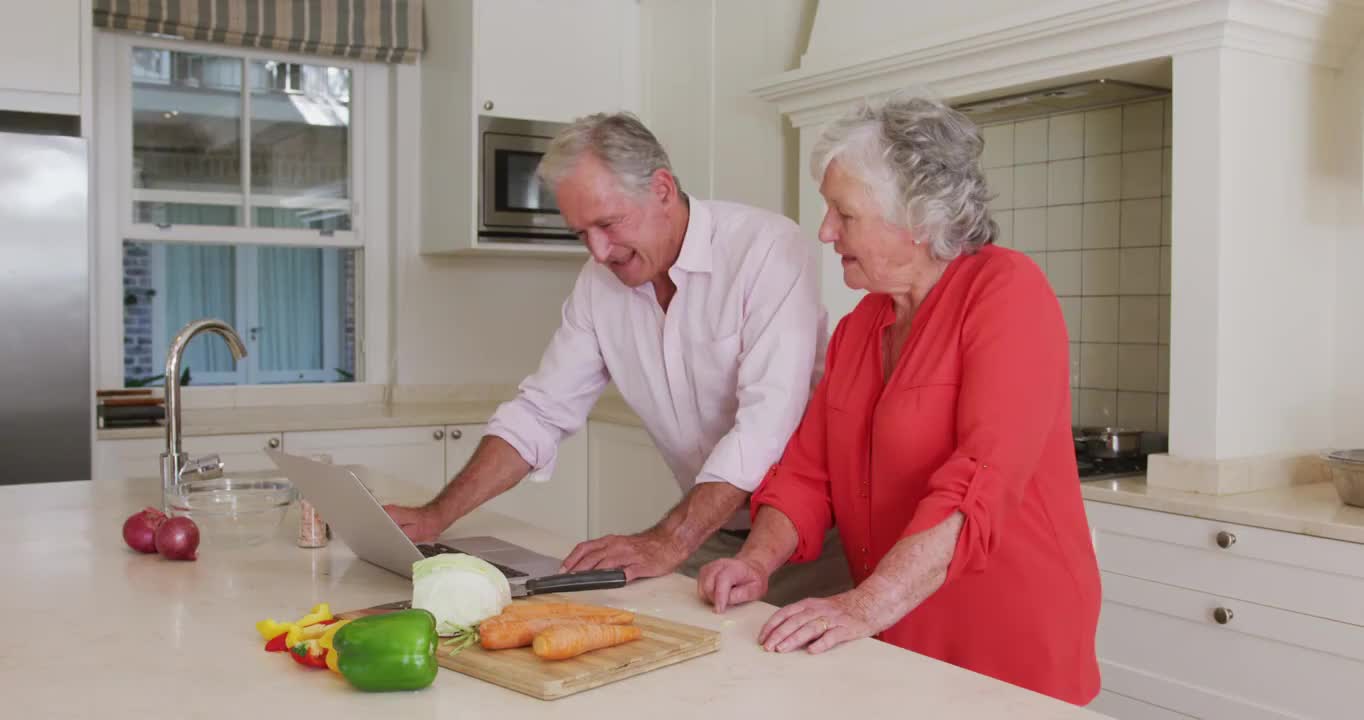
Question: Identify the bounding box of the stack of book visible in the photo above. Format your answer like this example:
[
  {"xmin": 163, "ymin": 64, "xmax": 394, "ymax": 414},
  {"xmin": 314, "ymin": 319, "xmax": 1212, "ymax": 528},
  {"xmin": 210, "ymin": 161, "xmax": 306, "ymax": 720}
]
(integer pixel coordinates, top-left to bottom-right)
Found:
[{"xmin": 96, "ymin": 389, "xmax": 166, "ymax": 428}]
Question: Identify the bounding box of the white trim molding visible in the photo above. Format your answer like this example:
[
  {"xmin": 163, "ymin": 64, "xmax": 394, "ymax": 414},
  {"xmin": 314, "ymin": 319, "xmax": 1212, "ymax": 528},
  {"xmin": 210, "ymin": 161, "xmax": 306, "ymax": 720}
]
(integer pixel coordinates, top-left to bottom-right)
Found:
[{"xmin": 754, "ymin": 0, "xmax": 1364, "ymax": 128}]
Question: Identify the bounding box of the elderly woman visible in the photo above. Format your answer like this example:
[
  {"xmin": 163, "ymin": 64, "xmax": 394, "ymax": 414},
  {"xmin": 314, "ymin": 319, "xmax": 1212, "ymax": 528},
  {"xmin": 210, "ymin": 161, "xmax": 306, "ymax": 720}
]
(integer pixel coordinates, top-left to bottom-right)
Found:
[{"xmin": 697, "ymin": 96, "xmax": 1101, "ymax": 705}]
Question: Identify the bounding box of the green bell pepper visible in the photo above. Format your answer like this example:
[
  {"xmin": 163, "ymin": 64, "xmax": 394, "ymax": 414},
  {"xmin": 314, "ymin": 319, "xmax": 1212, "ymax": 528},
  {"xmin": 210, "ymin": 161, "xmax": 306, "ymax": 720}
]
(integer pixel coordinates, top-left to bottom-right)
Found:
[{"xmin": 331, "ymin": 609, "xmax": 439, "ymax": 692}]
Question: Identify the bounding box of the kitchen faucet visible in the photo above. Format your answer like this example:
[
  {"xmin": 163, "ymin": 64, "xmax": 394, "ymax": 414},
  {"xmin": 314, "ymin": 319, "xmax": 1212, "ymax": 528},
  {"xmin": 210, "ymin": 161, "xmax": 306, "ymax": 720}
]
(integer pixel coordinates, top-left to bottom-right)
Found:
[{"xmin": 159, "ymin": 319, "xmax": 247, "ymax": 510}]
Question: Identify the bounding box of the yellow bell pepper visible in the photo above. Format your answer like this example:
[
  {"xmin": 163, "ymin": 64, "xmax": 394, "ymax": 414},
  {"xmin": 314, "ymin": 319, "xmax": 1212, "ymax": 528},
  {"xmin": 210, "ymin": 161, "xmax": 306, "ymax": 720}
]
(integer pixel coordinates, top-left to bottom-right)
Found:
[
  {"xmin": 256, "ymin": 603, "xmax": 337, "ymax": 647},
  {"xmin": 285, "ymin": 620, "xmax": 332, "ymax": 649},
  {"xmin": 256, "ymin": 618, "xmax": 294, "ymax": 642},
  {"xmin": 319, "ymin": 619, "xmax": 353, "ymax": 673}
]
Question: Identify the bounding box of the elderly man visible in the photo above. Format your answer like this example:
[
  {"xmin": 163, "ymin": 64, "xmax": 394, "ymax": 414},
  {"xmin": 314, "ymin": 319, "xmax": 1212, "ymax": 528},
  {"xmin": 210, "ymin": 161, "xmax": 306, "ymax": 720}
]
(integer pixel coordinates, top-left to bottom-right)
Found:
[{"xmin": 385, "ymin": 112, "xmax": 851, "ymax": 602}]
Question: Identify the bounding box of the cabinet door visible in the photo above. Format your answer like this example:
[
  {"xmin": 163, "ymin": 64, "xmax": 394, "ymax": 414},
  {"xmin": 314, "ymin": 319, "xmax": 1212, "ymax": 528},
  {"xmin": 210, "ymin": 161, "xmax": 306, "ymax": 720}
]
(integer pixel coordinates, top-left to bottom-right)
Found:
[
  {"xmin": 283, "ymin": 427, "xmax": 448, "ymax": 493},
  {"xmin": 94, "ymin": 433, "xmax": 283, "ymax": 482},
  {"xmin": 448, "ymin": 424, "xmax": 589, "ymax": 542},
  {"xmin": 0, "ymin": 0, "xmax": 80, "ymax": 110},
  {"xmin": 474, "ymin": 0, "xmax": 636, "ymax": 122},
  {"xmin": 587, "ymin": 421, "xmax": 680, "ymax": 538}
]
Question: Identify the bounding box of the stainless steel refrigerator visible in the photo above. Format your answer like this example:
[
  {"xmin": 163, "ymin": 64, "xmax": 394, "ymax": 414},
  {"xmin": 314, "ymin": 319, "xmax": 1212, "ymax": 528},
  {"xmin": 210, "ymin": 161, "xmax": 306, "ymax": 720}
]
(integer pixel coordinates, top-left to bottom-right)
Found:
[{"xmin": 0, "ymin": 121, "xmax": 91, "ymax": 484}]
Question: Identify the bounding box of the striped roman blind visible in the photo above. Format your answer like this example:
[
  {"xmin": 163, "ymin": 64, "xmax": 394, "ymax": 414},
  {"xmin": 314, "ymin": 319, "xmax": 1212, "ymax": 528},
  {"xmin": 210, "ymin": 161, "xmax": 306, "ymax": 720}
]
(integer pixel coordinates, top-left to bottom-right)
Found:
[{"xmin": 93, "ymin": 0, "xmax": 424, "ymax": 63}]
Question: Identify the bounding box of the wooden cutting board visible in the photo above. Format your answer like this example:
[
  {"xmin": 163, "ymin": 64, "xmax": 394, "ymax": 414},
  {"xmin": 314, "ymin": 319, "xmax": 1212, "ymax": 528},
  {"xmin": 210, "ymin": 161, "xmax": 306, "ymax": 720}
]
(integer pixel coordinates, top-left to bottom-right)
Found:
[{"xmin": 337, "ymin": 594, "xmax": 720, "ymax": 700}]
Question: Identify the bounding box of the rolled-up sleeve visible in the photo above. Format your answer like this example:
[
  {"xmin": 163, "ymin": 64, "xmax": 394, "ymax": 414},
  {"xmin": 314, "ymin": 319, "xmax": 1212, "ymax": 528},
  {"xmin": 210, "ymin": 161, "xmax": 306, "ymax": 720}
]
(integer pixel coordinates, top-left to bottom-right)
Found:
[
  {"xmin": 485, "ymin": 265, "xmax": 610, "ymax": 477},
  {"xmin": 900, "ymin": 260, "xmax": 1070, "ymax": 583},
  {"xmin": 695, "ymin": 229, "xmax": 825, "ymax": 493},
  {"xmin": 748, "ymin": 319, "xmax": 847, "ymax": 564}
]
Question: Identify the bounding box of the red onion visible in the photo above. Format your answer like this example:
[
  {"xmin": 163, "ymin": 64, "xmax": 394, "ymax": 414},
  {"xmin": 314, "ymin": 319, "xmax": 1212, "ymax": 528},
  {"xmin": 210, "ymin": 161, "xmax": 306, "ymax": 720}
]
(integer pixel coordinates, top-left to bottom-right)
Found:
[
  {"xmin": 155, "ymin": 516, "xmax": 200, "ymax": 561},
  {"xmin": 122, "ymin": 506, "xmax": 167, "ymax": 554}
]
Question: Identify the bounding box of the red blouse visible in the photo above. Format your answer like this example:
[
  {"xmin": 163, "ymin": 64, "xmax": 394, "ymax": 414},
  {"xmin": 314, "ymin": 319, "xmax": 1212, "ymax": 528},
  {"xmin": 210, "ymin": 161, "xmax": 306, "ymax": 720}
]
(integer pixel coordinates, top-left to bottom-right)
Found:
[{"xmin": 752, "ymin": 245, "xmax": 1101, "ymax": 704}]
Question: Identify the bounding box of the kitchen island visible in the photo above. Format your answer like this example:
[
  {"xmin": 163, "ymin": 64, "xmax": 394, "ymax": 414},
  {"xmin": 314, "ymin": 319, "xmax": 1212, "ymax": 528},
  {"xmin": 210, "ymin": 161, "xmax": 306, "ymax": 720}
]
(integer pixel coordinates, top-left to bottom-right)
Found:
[{"xmin": 1, "ymin": 477, "xmax": 1107, "ymax": 719}]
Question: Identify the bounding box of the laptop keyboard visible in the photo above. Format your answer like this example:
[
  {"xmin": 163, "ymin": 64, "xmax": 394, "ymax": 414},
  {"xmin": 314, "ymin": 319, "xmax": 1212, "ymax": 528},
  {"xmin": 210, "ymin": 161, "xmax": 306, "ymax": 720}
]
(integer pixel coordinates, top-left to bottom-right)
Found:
[{"xmin": 417, "ymin": 542, "xmax": 529, "ymax": 578}]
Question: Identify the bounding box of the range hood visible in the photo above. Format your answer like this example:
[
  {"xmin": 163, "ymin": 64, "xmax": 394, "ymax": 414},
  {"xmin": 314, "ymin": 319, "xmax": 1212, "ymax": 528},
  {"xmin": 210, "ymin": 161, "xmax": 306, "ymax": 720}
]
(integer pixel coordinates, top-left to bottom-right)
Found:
[{"xmin": 951, "ymin": 79, "xmax": 1169, "ymax": 126}]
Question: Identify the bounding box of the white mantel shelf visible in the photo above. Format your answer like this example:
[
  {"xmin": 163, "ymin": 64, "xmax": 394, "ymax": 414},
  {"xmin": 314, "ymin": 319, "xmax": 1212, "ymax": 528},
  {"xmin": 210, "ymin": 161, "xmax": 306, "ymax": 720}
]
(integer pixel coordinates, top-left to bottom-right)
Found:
[{"xmin": 754, "ymin": 0, "xmax": 1364, "ymax": 128}]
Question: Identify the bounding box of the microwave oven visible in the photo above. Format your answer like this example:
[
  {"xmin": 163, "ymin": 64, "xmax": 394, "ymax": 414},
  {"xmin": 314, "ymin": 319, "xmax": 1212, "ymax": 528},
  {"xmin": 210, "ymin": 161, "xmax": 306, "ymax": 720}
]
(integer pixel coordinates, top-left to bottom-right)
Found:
[{"xmin": 478, "ymin": 116, "xmax": 577, "ymax": 246}]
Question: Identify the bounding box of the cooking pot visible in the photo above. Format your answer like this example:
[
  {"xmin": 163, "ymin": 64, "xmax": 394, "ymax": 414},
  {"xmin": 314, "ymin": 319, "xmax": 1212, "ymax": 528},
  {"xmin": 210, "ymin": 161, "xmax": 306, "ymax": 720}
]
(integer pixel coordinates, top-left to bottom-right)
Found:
[{"xmin": 1075, "ymin": 426, "xmax": 1144, "ymax": 459}]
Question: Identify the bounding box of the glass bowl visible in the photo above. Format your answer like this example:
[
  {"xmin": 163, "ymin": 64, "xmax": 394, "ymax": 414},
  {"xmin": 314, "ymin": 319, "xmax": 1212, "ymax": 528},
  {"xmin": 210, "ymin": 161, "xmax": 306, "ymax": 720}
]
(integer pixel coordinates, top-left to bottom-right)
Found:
[{"xmin": 165, "ymin": 473, "xmax": 297, "ymax": 548}]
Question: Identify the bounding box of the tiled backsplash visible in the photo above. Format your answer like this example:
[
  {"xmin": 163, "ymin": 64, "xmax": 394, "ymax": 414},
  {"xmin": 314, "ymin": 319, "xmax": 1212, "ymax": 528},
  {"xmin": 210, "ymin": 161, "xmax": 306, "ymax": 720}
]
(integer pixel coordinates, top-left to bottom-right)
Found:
[{"xmin": 982, "ymin": 97, "xmax": 1172, "ymax": 432}]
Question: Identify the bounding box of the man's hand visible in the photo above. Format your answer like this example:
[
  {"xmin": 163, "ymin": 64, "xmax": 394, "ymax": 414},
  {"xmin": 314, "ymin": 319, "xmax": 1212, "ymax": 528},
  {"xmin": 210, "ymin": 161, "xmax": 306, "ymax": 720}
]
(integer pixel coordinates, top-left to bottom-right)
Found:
[
  {"xmin": 383, "ymin": 504, "xmax": 450, "ymax": 543},
  {"xmin": 697, "ymin": 557, "xmax": 770, "ymax": 613},
  {"xmin": 559, "ymin": 529, "xmax": 691, "ymax": 582}
]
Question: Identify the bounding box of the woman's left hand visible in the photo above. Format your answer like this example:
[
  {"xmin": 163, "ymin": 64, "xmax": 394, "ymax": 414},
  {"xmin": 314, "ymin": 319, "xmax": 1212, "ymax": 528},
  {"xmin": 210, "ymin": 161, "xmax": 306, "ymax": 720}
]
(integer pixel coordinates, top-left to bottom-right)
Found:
[{"xmin": 758, "ymin": 580, "xmax": 905, "ymax": 654}]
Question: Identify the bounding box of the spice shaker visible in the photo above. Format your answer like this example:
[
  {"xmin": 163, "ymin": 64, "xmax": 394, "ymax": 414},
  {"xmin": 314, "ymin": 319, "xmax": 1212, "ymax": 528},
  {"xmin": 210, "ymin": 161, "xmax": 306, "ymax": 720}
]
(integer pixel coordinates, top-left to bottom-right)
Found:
[{"xmin": 297, "ymin": 454, "xmax": 332, "ymax": 548}]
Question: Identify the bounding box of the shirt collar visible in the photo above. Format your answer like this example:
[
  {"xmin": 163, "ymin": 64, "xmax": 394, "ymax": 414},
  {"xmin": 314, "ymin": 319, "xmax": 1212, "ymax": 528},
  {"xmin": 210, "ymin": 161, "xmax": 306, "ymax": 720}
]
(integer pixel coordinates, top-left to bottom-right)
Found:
[{"xmin": 671, "ymin": 197, "xmax": 713, "ymax": 275}]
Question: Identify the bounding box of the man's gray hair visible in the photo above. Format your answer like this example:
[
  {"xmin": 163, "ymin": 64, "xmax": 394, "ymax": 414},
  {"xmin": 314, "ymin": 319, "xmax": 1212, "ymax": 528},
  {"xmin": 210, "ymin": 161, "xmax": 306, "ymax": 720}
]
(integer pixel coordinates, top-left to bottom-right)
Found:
[
  {"xmin": 810, "ymin": 95, "xmax": 995, "ymax": 260},
  {"xmin": 537, "ymin": 112, "xmax": 681, "ymax": 196}
]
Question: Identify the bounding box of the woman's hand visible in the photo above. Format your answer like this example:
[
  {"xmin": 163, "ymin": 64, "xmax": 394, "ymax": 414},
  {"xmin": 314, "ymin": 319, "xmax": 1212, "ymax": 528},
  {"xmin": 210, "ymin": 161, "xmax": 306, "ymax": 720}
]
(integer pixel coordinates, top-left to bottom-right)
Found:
[
  {"xmin": 698, "ymin": 557, "xmax": 771, "ymax": 613},
  {"xmin": 758, "ymin": 577, "xmax": 906, "ymax": 654}
]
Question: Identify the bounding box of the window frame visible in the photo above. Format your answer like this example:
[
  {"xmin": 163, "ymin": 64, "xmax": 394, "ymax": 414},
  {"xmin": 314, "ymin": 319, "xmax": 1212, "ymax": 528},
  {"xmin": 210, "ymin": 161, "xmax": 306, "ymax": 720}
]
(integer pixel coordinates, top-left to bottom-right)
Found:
[{"xmin": 94, "ymin": 31, "xmax": 392, "ymax": 393}]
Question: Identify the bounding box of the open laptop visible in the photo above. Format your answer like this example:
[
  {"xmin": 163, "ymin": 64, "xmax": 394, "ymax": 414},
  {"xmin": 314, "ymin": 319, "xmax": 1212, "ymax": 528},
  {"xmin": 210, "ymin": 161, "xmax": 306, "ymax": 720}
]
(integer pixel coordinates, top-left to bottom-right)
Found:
[{"xmin": 265, "ymin": 448, "xmax": 562, "ymax": 581}]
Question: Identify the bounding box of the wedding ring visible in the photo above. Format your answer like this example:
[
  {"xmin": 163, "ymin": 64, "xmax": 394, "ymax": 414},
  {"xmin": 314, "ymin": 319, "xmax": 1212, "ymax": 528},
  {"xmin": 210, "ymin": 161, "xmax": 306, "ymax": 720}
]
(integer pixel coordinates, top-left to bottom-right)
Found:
[{"xmin": 815, "ymin": 617, "xmax": 829, "ymax": 633}]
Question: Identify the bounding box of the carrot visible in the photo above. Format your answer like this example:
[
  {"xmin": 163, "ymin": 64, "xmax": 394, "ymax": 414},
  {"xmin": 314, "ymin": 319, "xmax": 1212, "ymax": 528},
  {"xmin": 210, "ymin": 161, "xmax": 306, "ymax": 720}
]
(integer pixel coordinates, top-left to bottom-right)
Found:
[
  {"xmin": 498, "ymin": 602, "xmax": 633, "ymax": 620},
  {"xmin": 531, "ymin": 623, "xmax": 643, "ymax": 660},
  {"xmin": 478, "ymin": 612, "xmax": 631, "ymax": 650}
]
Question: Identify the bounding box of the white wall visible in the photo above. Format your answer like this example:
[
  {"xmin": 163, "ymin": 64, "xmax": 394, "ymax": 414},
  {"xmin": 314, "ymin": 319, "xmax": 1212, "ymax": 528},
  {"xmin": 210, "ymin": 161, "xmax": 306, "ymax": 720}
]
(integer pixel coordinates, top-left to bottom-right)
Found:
[
  {"xmin": 392, "ymin": 2, "xmax": 814, "ymax": 387},
  {"xmin": 1335, "ymin": 39, "xmax": 1364, "ymax": 448},
  {"xmin": 639, "ymin": 0, "xmax": 814, "ymax": 216}
]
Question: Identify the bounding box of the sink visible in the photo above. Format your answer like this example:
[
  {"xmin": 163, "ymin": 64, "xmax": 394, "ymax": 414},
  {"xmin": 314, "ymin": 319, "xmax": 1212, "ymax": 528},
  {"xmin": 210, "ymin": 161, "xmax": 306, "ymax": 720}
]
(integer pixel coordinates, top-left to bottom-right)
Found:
[{"xmin": 165, "ymin": 472, "xmax": 296, "ymax": 548}]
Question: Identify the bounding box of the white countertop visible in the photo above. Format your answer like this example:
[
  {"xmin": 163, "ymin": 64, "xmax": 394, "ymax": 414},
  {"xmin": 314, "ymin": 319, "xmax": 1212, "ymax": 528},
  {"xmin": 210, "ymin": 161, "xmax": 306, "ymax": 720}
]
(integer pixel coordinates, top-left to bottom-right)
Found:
[
  {"xmin": 3, "ymin": 477, "xmax": 1105, "ymax": 719},
  {"xmin": 1081, "ymin": 476, "xmax": 1364, "ymax": 545},
  {"xmin": 97, "ymin": 394, "xmax": 644, "ymax": 441}
]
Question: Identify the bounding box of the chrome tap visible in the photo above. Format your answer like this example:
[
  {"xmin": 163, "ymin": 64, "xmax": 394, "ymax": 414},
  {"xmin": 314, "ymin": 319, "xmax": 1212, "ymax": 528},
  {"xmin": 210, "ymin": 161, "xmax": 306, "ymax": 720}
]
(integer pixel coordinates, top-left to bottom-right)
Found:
[{"xmin": 160, "ymin": 319, "xmax": 248, "ymax": 509}]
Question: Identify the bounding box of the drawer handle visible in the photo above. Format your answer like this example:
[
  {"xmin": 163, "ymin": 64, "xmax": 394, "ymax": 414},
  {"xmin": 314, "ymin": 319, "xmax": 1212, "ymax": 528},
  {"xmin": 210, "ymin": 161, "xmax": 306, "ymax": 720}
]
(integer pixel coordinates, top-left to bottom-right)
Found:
[
  {"xmin": 1213, "ymin": 607, "xmax": 1234, "ymax": 625},
  {"xmin": 267, "ymin": 438, "xmax": 280, "ymax": 449},
  {"xmin": 449, "ymin": 429, "xmax": 463, "ymax": 440},
  {"xmin": 1216, "ymin": 531, "xmax": 1237, "ymax": 549},
  {"xmin": 433, "ymin": 429, "xmax": 445, "ymax": 440}
]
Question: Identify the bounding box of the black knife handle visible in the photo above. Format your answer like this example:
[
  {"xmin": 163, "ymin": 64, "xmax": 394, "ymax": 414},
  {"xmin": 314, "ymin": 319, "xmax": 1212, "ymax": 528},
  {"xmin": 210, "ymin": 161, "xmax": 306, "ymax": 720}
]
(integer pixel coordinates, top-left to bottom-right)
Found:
[{"xmin": 526, "ymin": 569, "xmax": 627, "ymax": 595}]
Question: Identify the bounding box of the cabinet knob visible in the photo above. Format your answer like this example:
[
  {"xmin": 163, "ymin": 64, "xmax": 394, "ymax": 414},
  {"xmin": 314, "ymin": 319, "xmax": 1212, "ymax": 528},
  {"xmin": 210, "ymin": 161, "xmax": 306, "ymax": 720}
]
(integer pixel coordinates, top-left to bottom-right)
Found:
[
  {"xmin": 1216, "ymin": 531, "xmax": 1236, "ymax": 549},
  {"xmin": 483, "ymin": 100, "xmax": 494, "ymax": 111},
  {"xmin": 267, "ymin": 438, "xmax": 280, "ymax": 449},
  {"xmin": 433, "ymin": 429, "xmax": 445, "ymax": 440},
  {"xmin": 449, "ymin": 429, "xmax": 463, "ymax": 440},
  {"xmin": 1213, "ymin": 607, "xmax": 1234, "ymax": 625}
]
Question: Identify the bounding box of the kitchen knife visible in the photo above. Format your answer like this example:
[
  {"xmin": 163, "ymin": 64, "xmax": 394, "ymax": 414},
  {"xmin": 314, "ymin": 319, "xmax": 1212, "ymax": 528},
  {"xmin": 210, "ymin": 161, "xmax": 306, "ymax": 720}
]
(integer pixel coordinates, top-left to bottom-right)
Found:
[
  {"xmin": 362, "ymin": 569, "xmax": 627, "ymax": 611},
  {"xmin": 510, "ymin": 568, "xmax": 626, "ymax": 598}
]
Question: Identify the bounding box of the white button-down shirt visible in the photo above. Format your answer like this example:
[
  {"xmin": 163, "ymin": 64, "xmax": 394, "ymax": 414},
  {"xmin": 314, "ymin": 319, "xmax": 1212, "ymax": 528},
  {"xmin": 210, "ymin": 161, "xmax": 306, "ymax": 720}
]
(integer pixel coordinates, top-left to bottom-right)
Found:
[{"xmin": 485, "ymin": 199, "xmax": 825, "ymax": 528}]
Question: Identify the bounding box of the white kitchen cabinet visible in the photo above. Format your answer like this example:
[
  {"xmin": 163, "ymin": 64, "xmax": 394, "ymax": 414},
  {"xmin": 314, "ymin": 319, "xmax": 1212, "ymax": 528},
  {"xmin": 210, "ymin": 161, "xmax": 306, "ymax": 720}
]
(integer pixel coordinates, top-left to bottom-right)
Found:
[
  {"xmin": 475, "ymin": 0, "xmax": 638, "ymax": 124},
  {"xmin": 446, "ymin": 423, "xmax": 589, "ymax": 542},
  {"xmin": 587, "ymin": 421, "xmax": 680, "ymax": 537},
  {"xmin": 93, "ymin": 432, "xmax": 282, "ymax": 482},
  {"xmin": 282, "ymin": 426, "xmax": 448, "ymax": 491},
  {"xmin": 418, "ymin": 0, "xmax": 639, "ymax": 256},
  {"xmin": 1085, "ymin": 500, "xmax": 1364, "ymax": 720},
  {"xmin": 0, "ymin": 0, "xmax": 81, "ymax": 114}
]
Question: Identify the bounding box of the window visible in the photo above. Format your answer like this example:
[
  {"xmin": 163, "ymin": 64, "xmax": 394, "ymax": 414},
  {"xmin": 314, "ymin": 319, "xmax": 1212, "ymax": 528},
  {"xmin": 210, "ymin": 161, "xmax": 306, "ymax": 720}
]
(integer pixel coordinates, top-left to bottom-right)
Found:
[{"xmin": 97, "ymin": 34, "xmax": 391, "ymax": 390}]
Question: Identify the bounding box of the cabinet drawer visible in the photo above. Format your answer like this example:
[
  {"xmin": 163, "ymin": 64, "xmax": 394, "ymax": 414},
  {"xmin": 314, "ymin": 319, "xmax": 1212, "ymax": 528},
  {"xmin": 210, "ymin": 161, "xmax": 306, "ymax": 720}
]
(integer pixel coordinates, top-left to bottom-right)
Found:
[
  {"xmin": 283, "ymin": 427, "xmax": 448, "ymax": 492},
  {"xmin": 94, "ymin": 433, "xmax": 282, "ymax": 481},
  {"xmin": 1086, "ymin": 501, "xmax": 1364, "ymax": 626},
  {"xmin": 1088, "ymin": 690, "xmax": 1195, "ymax": 720},
  {"xmin": 1099, "ymin": 571, "xmax": 1364, "ymax": 719}
]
